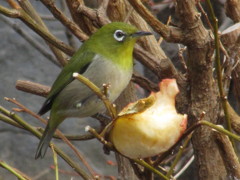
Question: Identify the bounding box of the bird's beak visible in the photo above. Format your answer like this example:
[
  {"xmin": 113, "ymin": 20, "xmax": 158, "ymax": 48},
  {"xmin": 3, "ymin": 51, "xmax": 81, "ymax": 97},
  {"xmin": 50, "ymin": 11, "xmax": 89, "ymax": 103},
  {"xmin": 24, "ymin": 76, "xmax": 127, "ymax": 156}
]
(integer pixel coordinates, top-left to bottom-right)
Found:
[{"xmin": 131, "ymin": 31, "xmax": 152, "ymax": 38}]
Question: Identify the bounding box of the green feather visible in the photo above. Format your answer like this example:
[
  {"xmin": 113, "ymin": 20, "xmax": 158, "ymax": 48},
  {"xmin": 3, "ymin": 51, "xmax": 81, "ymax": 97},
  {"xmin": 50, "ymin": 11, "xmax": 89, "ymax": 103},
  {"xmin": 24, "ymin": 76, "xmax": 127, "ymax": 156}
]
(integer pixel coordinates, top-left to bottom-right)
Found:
[{"xmin": 38, "ymin": 51, "xmax": 96, "ymax": 115}]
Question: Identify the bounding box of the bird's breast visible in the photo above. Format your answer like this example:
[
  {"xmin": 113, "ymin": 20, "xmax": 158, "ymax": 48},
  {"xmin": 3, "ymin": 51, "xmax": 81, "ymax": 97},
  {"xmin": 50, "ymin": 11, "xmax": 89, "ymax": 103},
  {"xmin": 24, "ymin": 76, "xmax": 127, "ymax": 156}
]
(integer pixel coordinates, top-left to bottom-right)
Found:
[{"xmin": 55, "ymin": 55, "xmax": 132, "ymax": 118}]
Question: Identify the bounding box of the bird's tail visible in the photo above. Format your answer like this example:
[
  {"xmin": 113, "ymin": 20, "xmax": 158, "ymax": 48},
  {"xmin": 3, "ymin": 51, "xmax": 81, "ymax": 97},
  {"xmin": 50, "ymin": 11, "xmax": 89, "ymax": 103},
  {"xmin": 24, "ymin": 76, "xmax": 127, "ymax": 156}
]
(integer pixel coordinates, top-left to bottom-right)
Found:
[{"xmin": 35, "ymin": 124, "xmax": 55, "ymax": 159}]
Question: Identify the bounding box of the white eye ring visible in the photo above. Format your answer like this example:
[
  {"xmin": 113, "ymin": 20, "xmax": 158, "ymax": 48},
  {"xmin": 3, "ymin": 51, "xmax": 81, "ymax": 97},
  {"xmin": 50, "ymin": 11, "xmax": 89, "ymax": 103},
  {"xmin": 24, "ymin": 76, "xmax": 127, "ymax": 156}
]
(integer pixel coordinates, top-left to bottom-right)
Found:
[{"xmin": 113, "ymin": 30, "xmax": 126, "ymax": 42}]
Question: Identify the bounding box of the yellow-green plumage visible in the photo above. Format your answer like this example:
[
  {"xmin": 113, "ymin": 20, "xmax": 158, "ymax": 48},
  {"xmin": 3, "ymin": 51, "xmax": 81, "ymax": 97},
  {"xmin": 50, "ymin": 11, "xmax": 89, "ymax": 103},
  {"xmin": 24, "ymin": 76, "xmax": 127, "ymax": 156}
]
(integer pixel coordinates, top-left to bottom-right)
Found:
[{"xmin": 35, "ymin": 22, "xmax": 152, "ymax": 159}]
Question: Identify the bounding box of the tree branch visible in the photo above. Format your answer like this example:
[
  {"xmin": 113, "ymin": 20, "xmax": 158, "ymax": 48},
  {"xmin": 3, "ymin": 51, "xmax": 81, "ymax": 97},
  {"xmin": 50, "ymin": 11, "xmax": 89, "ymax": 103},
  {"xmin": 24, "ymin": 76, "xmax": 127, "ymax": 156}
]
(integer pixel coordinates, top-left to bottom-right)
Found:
[
  {"xmin": 176, "ymin": 0, "xmax": 228, "ymax": 179},
  {"xmin": 40, "ymin": 0, "xmax": 89, "ymax": 41},
  {"xmin": 215, "ymin": 132, "xmax": 240, "ymax": 179},
  {"xmin": 0, "ymin": 5, "xmax": 75, "ymax": 56},
  {"xmin": 128, "ymin": 0, "xmax": 183, "ymax": 43},
  {"xmin": 17, "ymin": 0, "xmax": 68, "ymax": 66},
  {"xmin": 225, "ymin": 0, "xmax": 240, "ymax": 23},
  {"xmin": 16, "ymin": 80, "xmax": 50, "ymax": 97}
]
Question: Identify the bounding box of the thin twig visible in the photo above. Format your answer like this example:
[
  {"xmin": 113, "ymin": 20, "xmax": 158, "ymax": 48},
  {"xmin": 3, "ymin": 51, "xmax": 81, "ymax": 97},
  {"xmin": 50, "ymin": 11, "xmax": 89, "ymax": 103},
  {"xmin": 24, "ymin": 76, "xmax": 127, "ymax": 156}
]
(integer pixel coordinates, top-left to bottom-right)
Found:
[
  {"xmin": 196, "ymin": 2, "xmax": 213, "ymax": 30},
  {"xmin": 205, "ymin": 0, "xmax": 234, "ymax": 146},
  {"xmin": 178, "ymin": 45, "xmax": 187, "ymax": 71},
  {"xmin": 196, "ymin": 1, "xmax": 229, "ymax": 59},
  {"xmin": 158, "ymin": 15, "xmax": 172, "ymax": 45},
  {"xmin": 0, "ymin": 113, "xmax": 24, "ymax": 129},
  {"xmin": 0, "ymin": 161, "xmax": 32, "ymax": 180},
  {"xmin": 50, "ymin": 144, "xmax": 59, "ymax": 180},
  {"xmin": 54, "ymin": 129, "xmax": 96, "ymax": 177},
  {"xmin": 134, "ymin": 159, "xmax": 169, "ymax": 180},
  {"xmin": 73, "ymin": 72, "xmax": 117, "ymax": 119},
  {"xmin": 40, "ymin": 14, "xmax": 56, "ymax": 20},
  {"xmin": 37, "ymin": 127, "xmax": 100, "ymax": 141},
  {"xmin": 166, "ymin": 133, "xmax": 192, "ymax": 178},
  {"xmin": 124, "ymin": 6, "xmax": 134, "ymax": 23},
  {"xmin": 86, "ymin": 126, "xmax": 113, "ymax": 148},
  {"xmin": 77, "ymin": 3, "xmax": 110, "ymax": 26},
  {"xmin": 32, "ymin": 168, "xmax": 51, "ymax": 180},
  {"xmin": 174, "ymin": 156, "xmax": 195, "ymax": 179}
]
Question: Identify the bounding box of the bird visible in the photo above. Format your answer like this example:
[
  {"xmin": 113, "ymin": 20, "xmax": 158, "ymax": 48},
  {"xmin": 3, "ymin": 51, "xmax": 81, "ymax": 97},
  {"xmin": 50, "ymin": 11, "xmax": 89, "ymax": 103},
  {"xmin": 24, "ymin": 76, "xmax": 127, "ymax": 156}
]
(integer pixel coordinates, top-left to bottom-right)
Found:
[
  {"xmin": 35, "ymin": 22, "xmax": 152, "ymax": 159},
  {"xmin": 109, "ymin": 79, "xmax": 187, "ymax": 159}
]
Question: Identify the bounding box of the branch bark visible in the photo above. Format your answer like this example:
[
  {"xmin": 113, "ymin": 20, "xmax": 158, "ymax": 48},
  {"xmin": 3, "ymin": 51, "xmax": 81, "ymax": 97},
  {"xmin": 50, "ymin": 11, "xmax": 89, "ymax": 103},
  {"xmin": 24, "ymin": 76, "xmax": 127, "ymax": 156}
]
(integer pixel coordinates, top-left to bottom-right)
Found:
[
  {"xmin": 176, "ymin": 0, "xmax": 228, "ymax": 179},
  {"xmin": 225, "ymin": 0, "xmax": 240, "ymax": 23},
  {"xmin": 128, "ymin": 0, "xmax": 183, "ymax": 43},
  {"xmin": 40, "ymin": 0, "xmax": 89, "ymax": 41},
  {"xmin": 215, "ymin": 132, "xmax": 240, "ymax": 179},
  {"xmin": 16, "ymin": 80, "xmax": 50, "ymax": 97},
  {"xmin": 17, "ymin": 0, "xmax": 68, "ymax": 66}
]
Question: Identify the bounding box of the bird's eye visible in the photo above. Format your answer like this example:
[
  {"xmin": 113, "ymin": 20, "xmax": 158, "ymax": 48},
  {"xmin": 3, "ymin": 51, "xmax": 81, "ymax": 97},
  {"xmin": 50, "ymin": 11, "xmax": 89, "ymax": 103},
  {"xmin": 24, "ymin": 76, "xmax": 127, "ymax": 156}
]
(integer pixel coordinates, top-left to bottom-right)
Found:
[{"xmin": 113, "ymin": 30, "xmax": 126, "ymax": 42}]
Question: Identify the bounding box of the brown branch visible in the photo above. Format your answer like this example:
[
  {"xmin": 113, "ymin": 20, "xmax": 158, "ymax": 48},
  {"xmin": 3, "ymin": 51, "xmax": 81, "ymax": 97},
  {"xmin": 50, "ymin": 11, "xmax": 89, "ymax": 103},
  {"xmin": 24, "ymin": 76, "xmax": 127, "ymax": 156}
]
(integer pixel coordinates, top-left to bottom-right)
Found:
[
  {"xmin": 128, "ymin": 0, "xmax": 183, "ymax": 43},
  {"xmin": 176, "ymin": 0, "xmax": 229, "ymax": 179},
  {"xmin": 134, "ymin": 45, "xmax": 179, "ymax": 79},
  {"xmin": 158, "ymin": 15, "xmax": 172, "ymax": 45},
  {"xmin": 225, "ymin": 0, "xmax": 240, "ymax": 23},
  {"xmin": 40, "ymin": 0, "xmax": 89, "ymax": 41},
  {"xmin": 66, "ymin": 0, "xmax": 98, "ymax": 35},
  {"xmin": 177, "ymin": 45, "xmax": 187, "ymax": 72},
  {"xmin": 221, "ymin": 23, "xmax": 240, "ymax": 96},
  {"xmin": 77, "ymin": 3, "xmax": 110, "ymax": 26},
  {"xmin": 221, "ymin": 23, "xmax": 240, "ymax": 48},
  {"xmin": 132, "ymin": 73, "xmax": 159, "ymax": 92},
  {"xmin": 17, "ymin": 0, "xmax": 68, "ymax": 66},
  {"xmin": 214, "ymin": 132, "xmax": 240, "ymax": 179},
  {"xmin": 16, "ymin": 80, "xmax": 50, "ymax": 97},
  {"xmin": 196, "ymin": 2, "xmax": 213, "ymax": 30},
  {"xmin": 227, "ymin": 102, "xmax": 240, "ymax": 134},
  {"xmin": 0, "ymin": 5, "xmax": 75, "ymax": 56}
]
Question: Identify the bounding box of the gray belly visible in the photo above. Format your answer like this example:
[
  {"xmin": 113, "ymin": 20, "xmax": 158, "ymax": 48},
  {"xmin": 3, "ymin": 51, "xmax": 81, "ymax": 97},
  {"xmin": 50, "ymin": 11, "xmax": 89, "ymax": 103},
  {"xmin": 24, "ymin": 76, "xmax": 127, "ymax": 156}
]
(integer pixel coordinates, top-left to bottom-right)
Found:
[{"xmin": 54, "ymin": 57, "xmax": 132, "ymax": 118}]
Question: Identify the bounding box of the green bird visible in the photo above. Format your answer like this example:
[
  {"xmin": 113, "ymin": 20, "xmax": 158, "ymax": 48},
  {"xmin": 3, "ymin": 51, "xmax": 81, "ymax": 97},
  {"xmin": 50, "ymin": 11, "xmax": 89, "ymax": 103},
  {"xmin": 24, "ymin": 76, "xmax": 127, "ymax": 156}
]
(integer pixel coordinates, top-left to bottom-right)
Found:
[{"xmin": 35, "ymin": 22, "xmax": 152, "ymax": 159}]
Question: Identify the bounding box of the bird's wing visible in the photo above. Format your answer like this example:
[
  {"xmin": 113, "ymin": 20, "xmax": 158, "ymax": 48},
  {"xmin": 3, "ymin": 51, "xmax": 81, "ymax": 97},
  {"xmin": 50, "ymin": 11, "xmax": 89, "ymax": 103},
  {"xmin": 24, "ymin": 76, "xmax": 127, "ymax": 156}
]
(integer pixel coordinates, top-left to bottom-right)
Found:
[{"xmin": 38, "ymin": 50, "xmax": 96, "ymax": 115}]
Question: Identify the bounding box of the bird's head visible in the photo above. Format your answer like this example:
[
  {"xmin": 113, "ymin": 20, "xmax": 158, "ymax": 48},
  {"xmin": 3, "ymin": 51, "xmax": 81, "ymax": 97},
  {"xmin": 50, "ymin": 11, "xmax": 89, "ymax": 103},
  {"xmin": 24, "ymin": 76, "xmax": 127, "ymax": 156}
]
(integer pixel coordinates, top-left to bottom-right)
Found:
[{"xmin": 85, "ymin": 22, "xmax": 152, "ymax": 68}]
